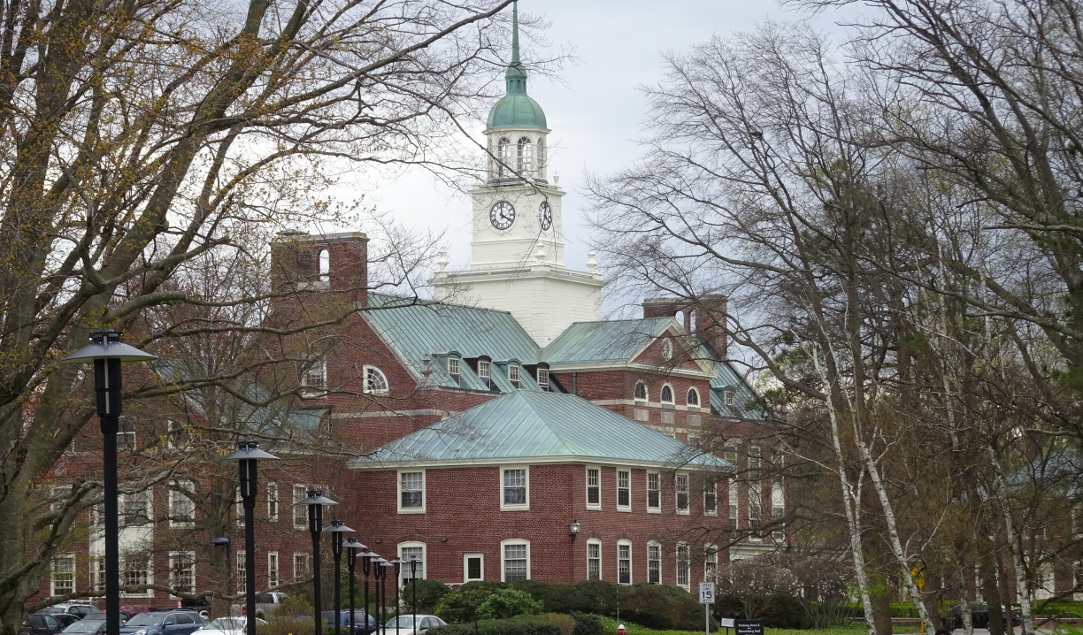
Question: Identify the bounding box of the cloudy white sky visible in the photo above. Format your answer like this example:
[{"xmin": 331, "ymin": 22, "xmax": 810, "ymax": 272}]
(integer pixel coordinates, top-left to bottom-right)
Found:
[{"xmin": 349, "ymin": 0, "xmax": 849, "ymax": 313}]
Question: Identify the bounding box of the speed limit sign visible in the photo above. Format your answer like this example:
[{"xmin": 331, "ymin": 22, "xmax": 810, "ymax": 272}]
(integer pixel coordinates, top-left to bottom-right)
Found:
[{"xmin": 699, "ymin": 581, "xmax": 715, "ymax": 604}]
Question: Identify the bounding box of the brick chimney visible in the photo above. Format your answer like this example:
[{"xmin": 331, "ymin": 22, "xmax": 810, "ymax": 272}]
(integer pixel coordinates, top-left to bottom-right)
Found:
[
  {"xmin": 270, "ymin": 231, "xmax": 369, "ymax": 307},
  {"xmin": 642, "ymin": 295, "xmax": 728, "ymax": 359}
]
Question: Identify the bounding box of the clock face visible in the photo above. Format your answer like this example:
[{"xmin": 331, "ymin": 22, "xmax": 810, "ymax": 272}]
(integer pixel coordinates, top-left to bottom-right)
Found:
[
  {"xmin": 490, "ymin": 200, "xmax": 515, "ymax": 230},
  {"xmin": 538, "ymin": 201, "xmax": 553, "ymax": 231}
]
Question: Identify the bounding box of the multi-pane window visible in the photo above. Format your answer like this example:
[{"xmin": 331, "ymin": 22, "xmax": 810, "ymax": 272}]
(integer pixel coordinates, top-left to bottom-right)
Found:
[
  {"xmin": 267, "ymin": 482, "xmax": 279, "ymax": 522},
  {"xmin": 502, "ymin": 541, "xmax": 528, "ymax": 583},
  {"xmin": 617, "ymin": 470, "xmax": 631, "ymax": 510},
  {"xmin": 749, "ymin": 483, "xmax": 762, "ymax": 535},
  {"xmin": 400, "ymin": 545, "xmax": 425, "ymax": 585},
  {"xmin": 502, "ymin": 468, "xmax": 527, "ymax": 508},
  {"xmin": 517, "ymin": 136, "xmax": 533, "ymax": 174},
  {"xmin": 729, "ymin": 480, "xmax": 739, "ymax": 522},
  {"xmin": 704, "ymin": 546, "xmax": 718, "ymax": 582},
  {"xmin": 724, "ymin": 390, "xmax": 735, "ymax": 406},
  {"xmin": 400, "ymin": 471, "xmax": 424, "ymax": 511},
  {"xmin": 122, "ymin": 553, "xmax": 151, "ymax": 595},
  {"xmin": 723, "ymin": 444, "xmax": 738, "ymax": 464},
  {"xmin": 364, "ymin": 366, "xmax": 389, "ymax": 395},
  {"xmin": 268, "ymin": 552, "xmax": 280, "ymax": 589},
  {"xmin": 537, "ymin": 368, "xmax": 550, "ymax": 391},
  {"xmin": 235, "ymin": 486, "xmax": 245, "ymax": 527},
  {"xmin": 508, "ymin": 364, "xmax": 520, "ymax": 387},
  {"xmin": 676, "ymin": 543, "xmax": 690, "ymax": 588},
  {"xmin": 676, "ymin": 474, "xmax": 689, "ymax": 514},
  {"xmin": 660, "ymin": 384, "xmax": 674, "ymax": 404},
  {"xmin": 51, "ymin": 555, "xmax": 75, "ymax": 596},
  {"xmin": 634, "ymin": 381, "xmax": 647, "ymax": 403},
  {"xmin": 647, "ymin": 472, "xmax": 660, "ymax": 511},
  {"xmin": 647, "ymin": 543, "xmax": 661, "ymax": 584},
  {"xmin": 586, "ymin": 468, "xmax": 601, "ymax": 508},
  {"xmin": 170, "ymin": 480, "xmax": 195, "ymax": 527},
  {"xmin": 618, "ymin": 541, "xmax": 631, "ymax": 585},
  {"xmin": 772, "ymin": 481, "xmax": 785, "ymax": 541},
  {"xmin": 687, "ymin": 388, "xmax": 700, "ymax": 408},
  {"xmin": 293, "ymin": 485, "xmax": 307, "ymax": 529},
  {"xmin": 293, "ymin": 553, "xmax": 310, "ymax": 579},
  {"xmin": 587, "ymin": 541, "xmax": 601, "ymax": 580},
  {"xmin": 465, "ymin": 554, "xmax": 484, "ymax": 582},
  {"xmin": 749, "ymin": 446, "xmax": 761, "ymax": 470},
  {"xmin": 121, "ymin": 492, "xmax": 151, "ymax": 527},
  {"xmin": 236, "ymin": 551, "xmax": 246, "ymax": 594},
  {"xmin": 447, "ymin": 358, "xmax": 461, "ymax": 384},
  {"xmin": 704, "ymin": 480, "xmax": 717, "ymax": 515},
  {"xmin": 302, "ymin": 359, "xmax": 326, "ymax": 396},
  {"xmin": 169, "ymin": 552, "xmax": 195, "ymax": 593},
  {"xmin": 496, "ymin": 138, "xmax": 511, "ymax": 177},
  {"xmin": 478, "ymin": 360, "xmax": 491, "ymax": 388}
]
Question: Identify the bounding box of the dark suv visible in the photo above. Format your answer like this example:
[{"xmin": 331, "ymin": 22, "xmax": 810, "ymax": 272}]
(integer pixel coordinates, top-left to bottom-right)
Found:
[
  {"xmin": 117, "ymin": 611, "xmax": 206, "ymax": 635},
  {"xmin": 323, "ymin": 610, "xmax": 379, "ymax": 635},
  {"xmin": 18, "ymin": 614, "xmax": 66, "ymax": 635}
]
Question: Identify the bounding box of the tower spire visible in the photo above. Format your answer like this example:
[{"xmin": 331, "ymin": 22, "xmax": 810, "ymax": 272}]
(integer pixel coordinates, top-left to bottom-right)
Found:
[
  {"xmin": 504, "ymin": 1, "xmax": 526, "ymax": 95},
  {"xmin": 511, "ymin": 1, "xmax": 520, "ymax": 66}
]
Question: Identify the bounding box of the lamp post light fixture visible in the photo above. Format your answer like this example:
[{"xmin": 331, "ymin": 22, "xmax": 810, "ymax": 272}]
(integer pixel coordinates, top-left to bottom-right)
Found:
[
  {"xmin": 295, "ymin": 490, "xmax": 338, "ymax": 635},
  {"xmin": 61, "ymin": 329, "xmax": 156, "ymax": 635},
  {"xmin": 408, "ymin": 554, "xmax": 419, "ymax": 633},
  {"xmin": 324, "ymin": 520, "xmax": 355, "ymax": 634},
  {"xmin": 221, "ymin": 441, "xmax": 280, "ymax": 635},
  {"xmin": 210, "ymin": 537, "xmax": 232, "ymax": 616},
  {"xmin": 389, "ymin": 559, "xmax": 402, "ymax": 635},
  {"xmin": 381, "ymin": 561, "xmax": 395, "ymax": 632},
  {"xmin": 371, "ymin": 557, "xmax": 388, "ymax": 629},
  {"xmin": 343, "ymin": 538, "xmax": 367, "ymax": 635},
  {"xmin": 568, "ymin": 520, "xmax": 581, "ymax": 541},
  {"xmin": 362, "ymin": 552, "xmax": 380, "ymax": 627}
]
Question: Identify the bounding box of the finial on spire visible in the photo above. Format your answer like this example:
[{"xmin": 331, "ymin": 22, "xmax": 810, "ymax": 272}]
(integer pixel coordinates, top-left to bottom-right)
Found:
[{"xmin": 511, "ymin": 1, "xmax": 520, "ymax": 66}]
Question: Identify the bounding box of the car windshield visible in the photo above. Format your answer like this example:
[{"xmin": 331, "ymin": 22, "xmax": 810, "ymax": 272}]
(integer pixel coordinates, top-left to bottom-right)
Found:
[
  {"xmin": 385, "ymin": 617, "xmax": 418, "ymax": 628},
  {"xmin": 206, "ymin": 618, "xmax": 246, "ymax": 630},
  {"xmin": 123, "ymin": 614, "xmax": 162, "ymax": 627}
]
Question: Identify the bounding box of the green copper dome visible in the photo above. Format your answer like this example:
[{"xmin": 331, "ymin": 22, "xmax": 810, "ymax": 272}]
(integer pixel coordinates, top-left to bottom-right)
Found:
[{"xmin": 486, "ymin": 1, "xmax": 547, "ymax": 130}]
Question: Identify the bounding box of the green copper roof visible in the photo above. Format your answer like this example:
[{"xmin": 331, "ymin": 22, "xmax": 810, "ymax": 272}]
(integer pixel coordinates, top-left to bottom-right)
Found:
[
  {"xmin": 541, "ymin": 318, "xmax": 677, "ymax": 364},
  {"xmin": 349, "ymin": 391, "xmax": 730, "ymax": 470},
  {"xmin": 486, "ymin": 1, "xmax": 547, "ymax": 129},
  {"xmin": 709, "ymin": 361, "xmax": 768, "ymax": 421}
]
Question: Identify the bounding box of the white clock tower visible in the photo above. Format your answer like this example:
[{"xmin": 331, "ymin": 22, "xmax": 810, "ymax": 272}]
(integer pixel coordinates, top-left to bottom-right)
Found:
[{"xmin": 432, "ymin": 1, "xmax": 604, "ymax": 346}]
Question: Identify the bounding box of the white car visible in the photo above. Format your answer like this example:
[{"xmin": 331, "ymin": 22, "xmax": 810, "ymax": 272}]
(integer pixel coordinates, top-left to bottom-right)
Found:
[
  {"xmin": 195, "ymin": 617, "xmax": 267, "ymax": 635},
  {"xmin": 377, "ymin": 615, "xmax": 446, "ymax": 635}
]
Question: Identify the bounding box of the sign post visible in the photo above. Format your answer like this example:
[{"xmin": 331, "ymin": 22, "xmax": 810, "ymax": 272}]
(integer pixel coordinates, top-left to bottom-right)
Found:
[{"xmin": 699, "ymin": 582, "xmax": 716, "ymax": 635}]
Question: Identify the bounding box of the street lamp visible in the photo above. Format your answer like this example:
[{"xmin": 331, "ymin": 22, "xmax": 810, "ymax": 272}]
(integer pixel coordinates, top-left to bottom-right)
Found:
[
  {"xmin": 210, "ymin": 537, "xmax": 231, "ymax": 617},
  {"xmin": 371, "ymin": 557, "xmax": 387, "ymax": 628},
  {"xmin": 324, "ymin": 521, "xmax": 355, "ymax": 634},
  {"xmin": 389, "ymin": 559, "xmax": 402, "ymax": 635},
  {"xmin": 221, "ymin": 441, "xmax": 280, "ymax": 635},
  {"xmin": 381, "ymin": 561, "xmax": 395, "ymax": 631},
  {"xmin": 61, "ymin": 329, "xmax": 155, "ymax": 635},
  {"xmin": 344, "ymin": 539, "xmax": 368, "ymax": 635},
  {"xmin": 295, "ymin": 489, "xmax": 338, "ymax": 635},
  {"xmin": 362, "ymin": 552, "xmax": 379, "ymax": 628},
  {"xmin": 408, "ymin": 554, "xmax": 419, "ymax": 633}
]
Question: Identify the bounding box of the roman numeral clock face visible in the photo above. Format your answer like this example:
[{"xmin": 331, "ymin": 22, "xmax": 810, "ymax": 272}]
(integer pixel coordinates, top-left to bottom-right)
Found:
[{"xmin": 490, "ymin": 200, "xmax": 515, "ymax": 230}]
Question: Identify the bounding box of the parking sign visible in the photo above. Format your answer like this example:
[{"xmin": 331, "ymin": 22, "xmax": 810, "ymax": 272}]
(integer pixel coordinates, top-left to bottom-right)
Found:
[{"xmin": 699, "ymin": 581, "xmax": 715, "ymax": 604}]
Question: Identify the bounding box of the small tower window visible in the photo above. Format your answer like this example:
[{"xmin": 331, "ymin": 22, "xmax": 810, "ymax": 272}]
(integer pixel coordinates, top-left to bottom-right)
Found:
[
  {"xmin": 687, "ymin": 388, "xmax": 700, "ymax": 409},
  {"xmin": 317, "ymin": 248, "xmax": 330, "ymax": 286},
  {"xmin": 497, "ymin": 138, "xmax": 511, "ymax": 178},
  {"xmin": 517, "ymin": 137, "xmax": 533, "ymax": 175},
  {"xmin": 478, "ymin": 360, "xmax": 492, "ymax": 389},
  {"xmin": 537, "ymin": 368, "xmax": 550, "ymax": 392},
  {"xmin": 634, "ymin": 381, "xmax": 647, "ymax": 403},
  {"xmin": 508, "ymin": 364, "xmax": 520, "ymax": 388},
  {"xmin": 660, "ymin": 384, "xmax": 674, "ymax": 405},
  {"xmin": 447, "ymin": 358, "xmax": 461, "ymax": 385}
]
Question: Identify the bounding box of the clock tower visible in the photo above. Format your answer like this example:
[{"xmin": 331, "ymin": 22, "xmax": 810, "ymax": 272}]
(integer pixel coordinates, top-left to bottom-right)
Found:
[{"xmin": 432, "ymin": 1, "xmax": 604, "ymax": 346}]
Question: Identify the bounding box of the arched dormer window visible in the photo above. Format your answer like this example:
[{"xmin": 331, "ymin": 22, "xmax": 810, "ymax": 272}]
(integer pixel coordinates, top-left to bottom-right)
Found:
[
  {"xmin": 660, "ymin": 384, "xmax": 674, "ymax": 405},
  {"xmin": 364, "ymin": 365, "xmax": 389, "ymax": 395},
  {"xmin": 687, "ymin": 388, "xmax": 700, "ymax": 409},
  {"xmin": 497, "ymin": 138, "xmax": 511, "ymax": 178},
  {"xmin": 634, "ymin": 381, "xmax": 647, "ymax": 403},
  {"xmin": 517, "ymin": 137, "xmax": 533, "ymax": 175}
]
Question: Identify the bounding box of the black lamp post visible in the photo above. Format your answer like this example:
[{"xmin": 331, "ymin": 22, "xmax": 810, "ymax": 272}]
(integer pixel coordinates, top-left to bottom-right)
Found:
[
  {"xmin": 295, "ymin": 490, "xmax": 338, "ymax": 635},
  {"xmin": 382, "ymin": 561, "xmax": 395, "ymax": 630},
  {"xmin": 362, "ymin": 552, "xmax": 379, "ymax": 627},
  {"xmin": 324, "ymin": 520, "xmax": 355, "ymax": 633},
  {"xmin": 372, "ymin": 557, "xmax": 387, "ymax": 628},
  {"xmin": 210, "ymin": 537, "xmax": 232, "ymax": 617},
  {"xmin": 389, "ymin": 558, "xmax": 402, "ymax": 635},
  {"xmin": 61, "ymin": 329, "xmax": 155, "ymax": 635},
  {"xmin": 221, "ymin": 441, "xmax": 280, "ymax": 635},
  {"xmin": 344, "ymin": 539, "xmax": 367, "ymax": 635},
  {"xmin": 408, "ymin": 554, "xmax": 419, "ymax": 631}
]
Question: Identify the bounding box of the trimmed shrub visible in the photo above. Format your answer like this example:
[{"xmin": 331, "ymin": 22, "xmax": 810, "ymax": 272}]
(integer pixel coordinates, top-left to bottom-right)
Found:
[
  {"xmin": 570, "ymin": 612, "xmax": 604, "ymax": 635},
  {"xmin": 540, "ymin": 613, "xmax": 575, "ymax": 635},
  {"xmin": 401, "ymin": 579, "xmax": 450, "ymax": 613},
  {"xmin": 618, "ymin": 583, "xmax": 706, "ymax": 631},
  {"xmin": 512, "ymin": 582, "xmax": 592, "ymax": 614},
  {"xmin": 477, "ymin": 589, "xmax": 544, "ymax": 620},
  {"xmin": 430, "ymin": 617, "xmax": 560, "ymax": 635},
  {"xmin": 434, "ymin": 588, "xmax": 492, "ymax": 624}
]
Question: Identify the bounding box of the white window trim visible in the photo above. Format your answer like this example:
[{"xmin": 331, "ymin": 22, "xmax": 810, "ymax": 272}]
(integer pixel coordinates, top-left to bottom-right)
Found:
[
  {"xmin": 293, "ymin": 552, "xmax": 310, "ymax": 580},
  {"xmin": 634, "ymin": 381, "xmax": 647, "ymax": 403},
  {"xmin": 660, "ymin": 383, "xmax": 675, "ymax": 405},
  {"xmin": 687, "ymin": 388, "xmax": 700, "ymax": 408},
  {"xmin": 647, "ymin": 541, "xmax": 662, "ymax": 585},
  {"xmin": 617, "ymin": 539, "xmax": 633, "ymax": 585},
  {"xmin": 500, "ymin": 538, "xmax": 531, "ymax": 583},
  {"xmin": 267, "ymin": 482, "xmax": 279, "ymax": 522},
  {"xmin": 168, "ymin": 551, "xmax": 196, "ymax": 593},
  {"xmin": 676, "ymin": 542, "xmax": 690, "ymax": 590},
  {"xmin": 267, "ymin": 552, "xmax": 280, "ymax": 589},
  {"xmin": 507, "ymin": 364, "xmax": 520, "ymax": 387},
  {"xmin": 500, "ymin": 466, "xmax": 529, "ymax": 511},
  {"xmin": 293, "ymin": 484, "xmax": 308, "ymax": 530},
  {"xmin": 363, "ymin": 365, "xmax": 389, "ymax": 395},
  {"xmin": 704, "ymin": 480, "xmax": 718, "ymax": 516},
  {"xmin": 586, "ymin": 538, "xmax": 602, "ymax": 581},
  {"xmin": 616, "ymin": 469, "xmax": 632, "ymax": 512},
  {"xmin": 676, "ymin": 473, "xmax": 690, "ymax": 515},
  {"xmin": 646, "ymin": 471, "xmax": 661, "ymax": 513},
  {"xmin": 464, "ymin": 553, "xmax": 485, "ymax": 583},
  {"xmin": 169, "ymin": 480, "xmax": 195, "ymax": 528},
  {"xmin": 301, "ymin": 358, "xmax": 327, "ymax": 398},
  {"xmin": 397, "ymin": 470, "xmax": 426, "ymax": 514},
  {"xmin": 447, "ymin": 357, "xmax": 461, "ymax": 382},
  {"xmin": 586, "ymin": 466, "xmax": 602, "ymax": 510},
  {"xmin": 51, "ymin": 554, "xmax": 76, "ymax": 597},
  {"xmin": 536, "ymin": 368, "xmax": 550, "ymax": 391},
  {"xmin": 398, "ymin": 542, "xmax": 426, "ymax": 588},
  {"xmin": 704, "ymin": 544, "xmax": 718, "ymax": 582}
]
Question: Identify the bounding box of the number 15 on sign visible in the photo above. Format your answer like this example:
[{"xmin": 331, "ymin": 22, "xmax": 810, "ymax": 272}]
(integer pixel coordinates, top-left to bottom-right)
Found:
[{"xmin": 700, "ymin": 581, "xmax": 715, "ymax": 604}]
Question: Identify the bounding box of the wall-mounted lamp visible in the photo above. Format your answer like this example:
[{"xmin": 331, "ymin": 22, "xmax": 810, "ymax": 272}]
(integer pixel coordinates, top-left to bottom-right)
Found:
[{"xmin": 569, "ymin": 520, "xmax": 581, "ymax": 541}]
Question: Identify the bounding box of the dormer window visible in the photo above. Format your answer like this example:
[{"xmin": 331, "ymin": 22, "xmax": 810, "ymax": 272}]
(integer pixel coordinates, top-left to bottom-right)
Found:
[
  {"xmin": 508, "ymin": 364, "xmax": 520, "ymax": 388},
  {"xmin": 724, "ymin": 389, "xmax": 735, "ymax": 406},
  {"xmin": 447, "ymin": 357, "xmax": 461, "ymax": 385},
  {"xmin": 478, "ymin": 360, "xmax": 491, "ymax": 388},
  {"xmin": 537, "ymin": 368, "xmax": 550, "ymax": 392}
]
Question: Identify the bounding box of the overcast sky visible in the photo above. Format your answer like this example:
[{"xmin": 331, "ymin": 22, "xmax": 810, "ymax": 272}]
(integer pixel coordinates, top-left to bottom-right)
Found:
[{"xmin": 347, "ymin": 0, "xmax": 847, "ymax": 313}]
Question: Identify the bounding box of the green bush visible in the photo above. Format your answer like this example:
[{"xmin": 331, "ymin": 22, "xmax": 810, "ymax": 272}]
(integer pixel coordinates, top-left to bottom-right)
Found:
[
  {"xmin": 477, "ymin": 589, "xmax": 544, "ymax": 620},
  {"xmin": 434, "ymin": 588, "xmax": 492, "ymax": 624},
  {"xmin": 401, "ymin": 579, "xmax": 450, "ymax": 613},
  {"xmin": 540, "ymin": 613, "xmax": 575, "ymax": 635},
  {"xmin": 512, "ymin": 582, "xmax": 594, "ymax": 614},
  {"xmin": 570, "ymin": 612, "xmax": 604, "ymax": 635},
  {"xmin": 429, "ymin": 616, "xmax": 560, "ymax": 635},
  {"xmin": 618, "ymin": 584, "xmax": 706, "ymax": 631}
]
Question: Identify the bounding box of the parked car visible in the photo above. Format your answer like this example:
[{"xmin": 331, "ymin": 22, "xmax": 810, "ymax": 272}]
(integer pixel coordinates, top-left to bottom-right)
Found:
[
  {"xmin": 18, "ymin": 613, "xmax": 67, "ymax": 635},
  {"xmin": 949, "ymin": 603, "xmax": 1022, "ymax": 629},
  {"xmin": 376, "ymin": 615, "xmax": 445, "ymax": 635},
  {"xmin": 37, "ymin": 613, "xmax": 80, "ymax": 629},
  {"xmin": 322, "ymin": 609, "xmax": 379, "ymax": 635},
  {"xmin": 117, "ymin": 610, "xmax": 206, "ymax": 635},
  {"xmin": 60, "ymin": 619, "xmax": 107, "ymax": 635},
  {"xmin": 81, "ymin": 611, "xmax": 133, "ymax": 624},
  {"xmin": 195, "ymin": 617, "xmax": 266, "ymax": 635},
  {"xmin": 233, "ymin": 591, "xmax": 289, "ymax": 619},
  {"xmin": 41, "ymin": 604, "xmax": 96, "ymax": 620}
]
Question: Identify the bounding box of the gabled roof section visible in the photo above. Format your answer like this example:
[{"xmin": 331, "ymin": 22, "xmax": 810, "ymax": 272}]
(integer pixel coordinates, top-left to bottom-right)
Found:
[
  {"xmin": 541, "ymin": 318, "xmax": 676, "ymax": 364},
  {"xmin": 349, "ymin": 391, "xmax": 729, "ymax": 470},
  {"xmin": 363, "ymin": 294, "xmax": 541, "ymax": 387},
  {"xmin": 710, "ymin": 361, "xmax": 768, "ymax": 420}
]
